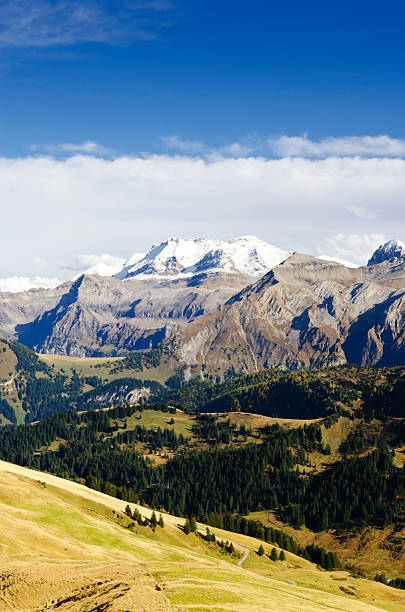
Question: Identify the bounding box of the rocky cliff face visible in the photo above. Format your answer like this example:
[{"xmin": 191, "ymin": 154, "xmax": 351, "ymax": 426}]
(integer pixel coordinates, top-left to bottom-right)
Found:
[
  {"xmin": 167, "ymin": 253, "xmax": 405, "ymax": 376},
  {"xmin": 0, "ymin": 234, "xmax": 291, "ymax": 356},
  {"xmin": 12, "ymin": 271, "xmax": 252, "ymax": 356}
]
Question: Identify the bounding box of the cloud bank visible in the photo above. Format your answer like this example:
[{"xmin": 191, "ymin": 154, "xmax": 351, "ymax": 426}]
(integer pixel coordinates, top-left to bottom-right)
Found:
[
  {"xmin": 161, "ymin": 133, "xmax": 405, "ymax": 159},
  {"xmin": 0, "ymin": 276, "xmax": 61, "ymax": 293},
  {"xmin": 0, "ymin": 152, "xmax": 404, "ymax": 281}
]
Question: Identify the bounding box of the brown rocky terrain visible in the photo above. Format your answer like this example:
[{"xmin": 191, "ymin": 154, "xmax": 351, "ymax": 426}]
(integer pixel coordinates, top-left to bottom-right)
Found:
[
  {"xmin": 2, "ymin": 272, "xmax": 251, "ymax": 356},
  {"xmin": 168, "ymin": 253, "xmax": 405, "ymax": 376}
]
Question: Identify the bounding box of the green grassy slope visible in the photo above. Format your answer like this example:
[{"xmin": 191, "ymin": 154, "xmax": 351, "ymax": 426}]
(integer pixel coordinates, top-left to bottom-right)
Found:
[{"xmin": 0, "ymin": 460, "xmax": 403, "ymax": 612}]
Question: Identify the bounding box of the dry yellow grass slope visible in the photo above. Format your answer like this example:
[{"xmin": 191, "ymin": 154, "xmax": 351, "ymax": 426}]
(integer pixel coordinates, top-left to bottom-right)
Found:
[{"xmin": 0, "ymin": 460, "xmax": 404, "ymax": 611}]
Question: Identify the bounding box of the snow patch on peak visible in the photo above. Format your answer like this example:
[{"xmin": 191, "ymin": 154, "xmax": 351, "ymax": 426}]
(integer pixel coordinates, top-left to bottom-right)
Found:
[
  {"xmin": 115, "ymin": 236, "xmax": 292, "ymax": 280},
  {"xmin": 367, "ymin": 239, "xmax": 405, "ymax": 266}
]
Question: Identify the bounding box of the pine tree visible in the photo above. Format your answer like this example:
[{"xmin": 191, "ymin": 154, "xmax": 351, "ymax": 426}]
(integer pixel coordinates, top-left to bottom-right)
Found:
[
  {"xmin": 258, "ymin": 544, "xmax": 265, "ymax": 556},
  {"xmin": 270, "ymin": 547, "xmax": 279, "ymax": 561},
  {"xmin": 158, "ymin": 513, "xmax": 164, "ymax": 528},
  {"xmin": 150, "ymin": 511, "xmax": 157, "ymax": 529},
  {"xmin": 279, "ymin": 550, "xmax": 286, "ymax": 561},
  {"xmin": 125, "ymin": 504, "xmax": 132, "ymax": 518}
]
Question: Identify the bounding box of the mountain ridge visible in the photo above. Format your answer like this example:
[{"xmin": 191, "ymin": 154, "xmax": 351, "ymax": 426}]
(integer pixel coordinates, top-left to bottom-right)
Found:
[{"xmin": 0, "ymin": 238, "xmax": 404, "ymax": 369}]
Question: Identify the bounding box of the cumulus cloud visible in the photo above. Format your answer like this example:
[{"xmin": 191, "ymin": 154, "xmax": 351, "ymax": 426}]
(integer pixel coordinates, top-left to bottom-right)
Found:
[
  {"xmin": 64, "ymin": 253, "xmax": 126, "ymax": 278},
  {"xmin": 0, "ymin": 153, "xmax": 403, "ymax": 279},
  {"xmin": 319, "ymin": 233, "xmax": 387, "ymax": 265},
  {"xmin": 0, "ymin": 0, "xmax": 174, "ymax": 48},
  {"xmin": 268, "ymin": 135, "xmax": 405, "ymax": 158},
  {"xmin": 30, "ymin": 141, "xmax": 112, "ymax": 155},
  {"xmin": 0, "ymin": 276, "xmax": 61, "ymax": 293}
]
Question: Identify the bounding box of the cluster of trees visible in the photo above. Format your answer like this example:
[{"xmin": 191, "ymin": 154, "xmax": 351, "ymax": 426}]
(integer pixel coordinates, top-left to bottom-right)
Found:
[
  {"xmin": 115, "ymin": 425, "xmax": 187, "ymax": 452},
  {"xmin": 200, "ymin": 511, "xmax": 340, "ymax": 570},
  {"xmin": 339, "ymin": 422, "xmax": 383, "ymax": 456},
  {"xmin": 124, "ymin": 505, "xmax": 164, "ymax": 529},
  {"xmin": 109, "ymin": 347, "xmax": 163, "ymax": 373},
  {"xmin": 192, "ymin": 415, "xmax": 236, "ymax": 444},
  {"xmin": 0, "ymin": 398, "xmax": 16, "ymax": 424},
  {"xmin": 167, "ymin": 363, "xmax": 405, "ymax": 422},
  {"xmin": 258, "ymin": 545, "xmax": 285, "ymax": 562},
  {"xmin": 144, "ymin": 440, "xmax": 302, "ymax": 517},
  {"xmin": 375, "ymin": 574, "xmax": 405, "ymax": 590},
  {"xmin": 261, "ymin": 422, "xmax": 328, "ymax": 455},
  {"xmin": 184, "ymin": 516, "xmax": 197, "ymax": 534},
  {"xmin": 282, "ymin": 448, "xmax": 405, "ymax": 531},
  {"xmin": 360, "ymin": 374, "xmax": 405, "ymax": 420},
  {"xmin": 201, "ymin": 528, "xmax": 240, "ymax": 557}
]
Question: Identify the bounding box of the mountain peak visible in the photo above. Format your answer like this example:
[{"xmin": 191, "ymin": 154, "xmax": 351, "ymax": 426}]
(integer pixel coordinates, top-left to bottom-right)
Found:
[
  {"xmin": 114, "ymin": 236, "xmax": 292, "ymax": 280},
  {"xmin": 367, "ymin": 239, "xmax": 405, "ymax": 266}
]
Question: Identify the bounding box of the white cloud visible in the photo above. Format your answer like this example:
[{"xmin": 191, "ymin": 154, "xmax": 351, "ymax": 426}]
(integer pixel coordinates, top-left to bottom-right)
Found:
[
  {"xmin": 161, "ymin": 135, "xmax": 206, "ymax": 153},
  {"xmin": 319, "ymin": 233, "xmax": 387, "ymax": 265},
  {"xmin": 67, "ymin": 253, "xmax": 125, "ymax": 270},
  {"xmin": 30, "ymin": 141, "xmax": 111, "ymax": 155},
  {"xmin": 0, "ymin": 276, "xmax": 61, "ymax": 293},
  {"xmin": 345, "ymin": 205, "xmax": 377, "ymax": 220},
  {"xmin": 268, "ymin": 135, "xmax": 405, "ymax": 158},
  {"xmin": 161, "ymin": 136, "xmax": 256, "ymax": 158},
  {"xmin": 219, "ymin": 142, "xmax": 253, "ymax": 157},
  {"xmin": 0, "ymin": 0, "xmax": 174, "ymax": 48},
  {"xmin": 0, "ymin": 153, "xmax": 404, "ymax": 279},
  {"xmin": 65, "ymin": 253, "xmax": 125, "ymax": 278}
]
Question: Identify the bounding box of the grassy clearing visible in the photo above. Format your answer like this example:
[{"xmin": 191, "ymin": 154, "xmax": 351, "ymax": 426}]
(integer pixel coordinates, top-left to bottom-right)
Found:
[
  {"xmin": 38, "ymin": 352, "xmax": 176, "ymax": 384},
  {"xmin": 0, "ymin": 340, "xmax": 17, "ymax": 381},
  {"xmin": 214, "ymin": 411, "xmax": 323, "ymax": 433},
  {"xmin": 113, "ymin": 408, "xmax": 195, "ymax": 438}
]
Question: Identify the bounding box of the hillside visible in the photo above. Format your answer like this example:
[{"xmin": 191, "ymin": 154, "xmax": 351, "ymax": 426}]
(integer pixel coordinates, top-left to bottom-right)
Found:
[
  {"xmin": 0, "ymin": 386, "xmax": 403, "ymax": 581},
  {"xmin": 1, "ymin": 343, "xmax": 404, "ymax": 585},
  {"xmin": 0, "ymin": 459, "xmax": 403, "ymax": 611}
]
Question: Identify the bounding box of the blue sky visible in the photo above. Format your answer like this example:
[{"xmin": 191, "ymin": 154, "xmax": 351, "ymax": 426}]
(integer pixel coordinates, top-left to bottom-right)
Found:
[
  {"xmin": 0, "ymin": 0, "xmax": 405, "ymax": 287},
  {"xmin": 1, "ymin": 0, "xmax": 405, "ymax": 156}
]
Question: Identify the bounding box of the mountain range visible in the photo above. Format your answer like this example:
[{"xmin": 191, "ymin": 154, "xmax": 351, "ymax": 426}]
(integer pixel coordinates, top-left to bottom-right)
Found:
[{"xmin": 0, "ymin": 236, "xmax": 404, "ymax": 375}]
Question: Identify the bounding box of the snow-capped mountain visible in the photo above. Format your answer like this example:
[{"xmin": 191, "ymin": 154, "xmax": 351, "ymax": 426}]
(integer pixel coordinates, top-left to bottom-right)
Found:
[
  {"xmin": 367, "ymin": 239, "xmax": 405, "ymax": 266},
  {"xmin": 114, "ymin": 236, "xmax": 292, "ymax": 280}
]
